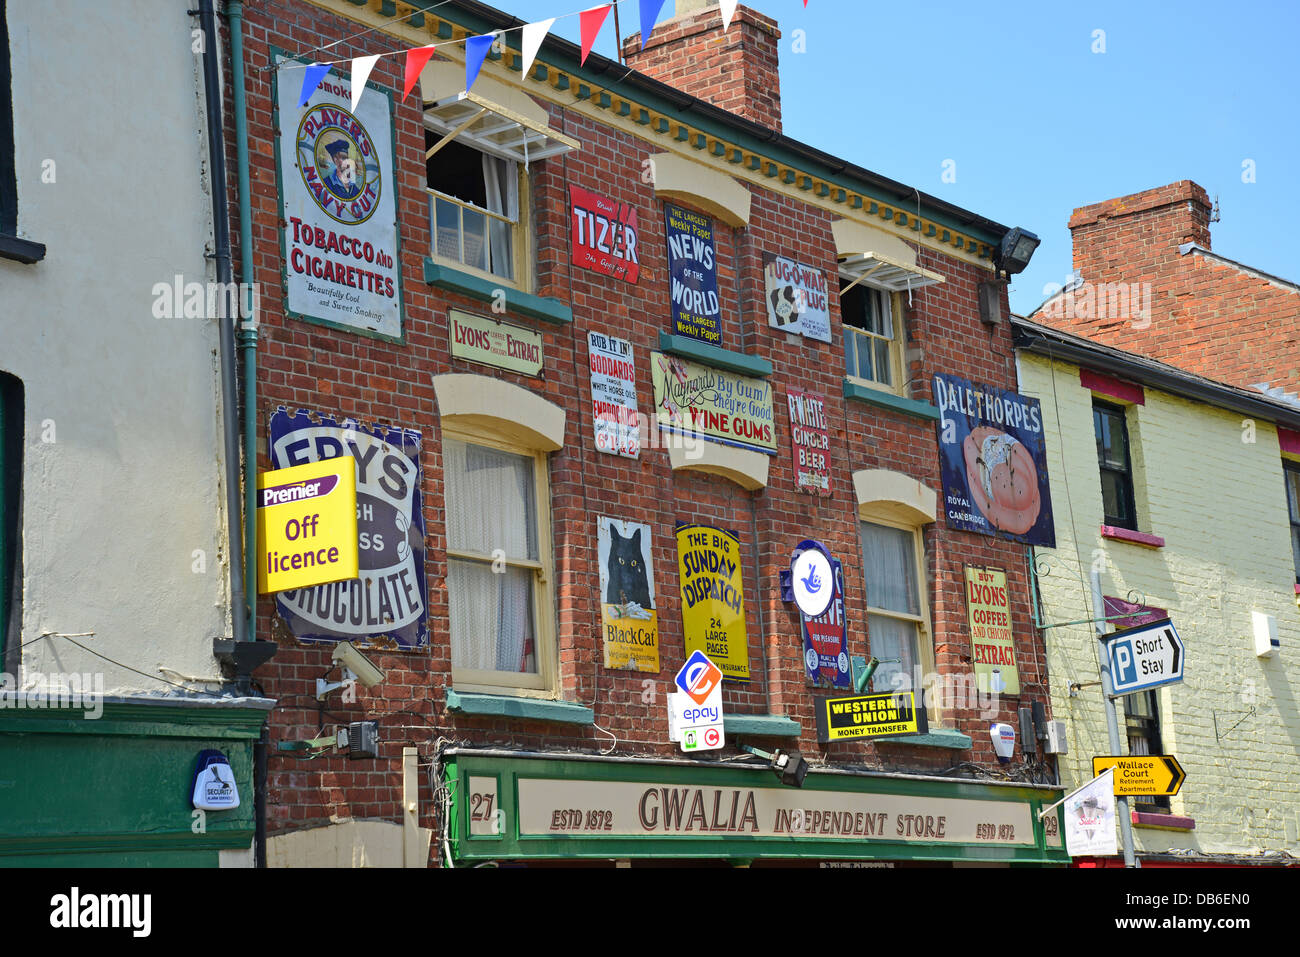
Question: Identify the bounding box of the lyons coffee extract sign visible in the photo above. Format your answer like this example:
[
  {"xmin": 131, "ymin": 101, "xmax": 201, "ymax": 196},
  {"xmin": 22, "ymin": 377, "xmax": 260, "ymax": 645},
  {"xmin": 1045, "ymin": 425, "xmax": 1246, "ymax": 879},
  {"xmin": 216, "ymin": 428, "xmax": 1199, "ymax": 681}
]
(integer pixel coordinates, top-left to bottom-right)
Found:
[
  {"xmin": 665, "ymin": 203, "xmax": 721, "ymax": 345},
  {"xmin": 569, "ymin": 185, "xmax": 639, "ymax": 284},
  {"xmin": 274, "ymin": 57, "xmax": 403, "ymax": 339},
  {"xmin": 257, "ymin": 456, "xmax": 359, "ymax": 594},
  {"xmin": 598, "ymin": 517, "xmax": 660, "ymax": 672},
  {"xmin": 933, "ymin": 372, "xmax": 1056, "ymax": 547},
  {"xmin": 676, "ymin": 525, "xmax": 750, "ymax": 681},
  {"xmin": 764, "ymin": 254, "xmax": 831, "ymax": 343},
  {"xmin": 588, "ymin": 332, "xmax": 640, "ymax": 458},
  {"xmin": 651, "ymin": 352, "xmax": 775, "ymax": 455},
  {"xmin": 787, "ymin": 390, "xmax": 832, "ymax": 495},
  {"xmin": 269, "ymin": 408, "xmax": 427, "ymax": 648},
  {"xmin": 449, "ymin": 309, "xmax": 543, "ymax": 377},
  {"xmin": 814, "ymin": 691, "xmax": 928, "ymax": 743},
  {"xmin": 964, "ymin": 565, "xmax": 1019, "ymax": 694}
]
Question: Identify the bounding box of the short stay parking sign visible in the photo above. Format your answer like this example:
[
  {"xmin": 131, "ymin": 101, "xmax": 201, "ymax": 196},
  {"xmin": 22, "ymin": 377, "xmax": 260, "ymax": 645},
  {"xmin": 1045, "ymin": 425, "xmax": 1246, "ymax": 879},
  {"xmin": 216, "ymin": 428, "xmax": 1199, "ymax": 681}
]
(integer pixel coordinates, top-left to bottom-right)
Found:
[{"xmin": 1101, "ymin": 618, "xmax": 1184, "ymax": 696}]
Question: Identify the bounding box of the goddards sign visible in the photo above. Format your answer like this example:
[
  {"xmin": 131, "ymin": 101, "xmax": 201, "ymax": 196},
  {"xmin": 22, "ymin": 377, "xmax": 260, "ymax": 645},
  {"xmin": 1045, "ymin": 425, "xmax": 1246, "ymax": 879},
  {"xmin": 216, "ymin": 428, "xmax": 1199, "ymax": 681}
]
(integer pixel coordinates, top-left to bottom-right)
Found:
[
  {"xmin": 274, "ymin": 56, "xmax": 403, "ymax": 339},
  {"xmin": 269, "ymin": 408, "xmax": 427, "ymax": 648}
]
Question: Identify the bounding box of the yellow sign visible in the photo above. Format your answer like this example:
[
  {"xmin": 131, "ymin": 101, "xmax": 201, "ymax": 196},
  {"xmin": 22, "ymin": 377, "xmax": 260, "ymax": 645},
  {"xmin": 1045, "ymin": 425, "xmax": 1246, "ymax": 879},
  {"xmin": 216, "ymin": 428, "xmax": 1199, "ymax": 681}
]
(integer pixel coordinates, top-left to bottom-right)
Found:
[
  {"xmin": 599, "ymin": 517, "xmax": 660, "ymax": 673},
  {"xmin": 257, "ymin": 457, "xmax": 359, "ymax": 594},
  {"xmin": 1092, "ymin": 755, "xmax": 1186, "ymax": 797},
  {"xmin": 964, "ymin": 565, "xmax": 1019, "ymax": 695},
  {"xmin": 814, "ymin": 691, "xmax": 928, "ymax": 742},
  {"xmin": 449, "ymin": 309, "xmax": 544, "ymax": 376},
  {"xmin": 675, "ymin": 524, "xmax": 750, "ymax": 681}
]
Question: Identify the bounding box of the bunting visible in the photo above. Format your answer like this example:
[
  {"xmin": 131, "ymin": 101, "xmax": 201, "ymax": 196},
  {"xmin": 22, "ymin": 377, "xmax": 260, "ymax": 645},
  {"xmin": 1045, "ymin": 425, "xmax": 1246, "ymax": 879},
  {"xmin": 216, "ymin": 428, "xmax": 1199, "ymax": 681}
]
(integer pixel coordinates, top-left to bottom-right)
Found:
[
  {"xmin": 579, "ymin": 4, "xmax": 612, "ymax": 66},
  {"xmin": 639, "ymin": 0, "xmax": 667, "ymax": 50},
  {"xmin": 720, "ymin": 0, "xmax": 739, "ymax": 31},
  {"xmin": 520, "ymin": 18, "xmax": 556, "ymax": 78},
  {"xmin": 299, "ymin": 62, "xmax": 332, "ymax": 107},
  {"xmin": 402, "ymin": 45, "xmax": 436, "ymax": 102},
  {"xmin": 464, "ymin": 33, "xmax": 496, "ymax": 94},
  {"xmin": 350, "ymin": 54, "xmax": 380, "ymax": 111}
]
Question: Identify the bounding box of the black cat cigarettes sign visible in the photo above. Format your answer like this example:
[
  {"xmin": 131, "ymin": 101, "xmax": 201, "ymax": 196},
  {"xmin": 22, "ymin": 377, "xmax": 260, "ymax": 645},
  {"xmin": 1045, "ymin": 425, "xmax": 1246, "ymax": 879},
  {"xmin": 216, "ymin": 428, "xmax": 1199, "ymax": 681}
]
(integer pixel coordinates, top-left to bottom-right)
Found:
[{"xmin": 598, "ymin": 517, "xmax": 660, "ymax": 672}]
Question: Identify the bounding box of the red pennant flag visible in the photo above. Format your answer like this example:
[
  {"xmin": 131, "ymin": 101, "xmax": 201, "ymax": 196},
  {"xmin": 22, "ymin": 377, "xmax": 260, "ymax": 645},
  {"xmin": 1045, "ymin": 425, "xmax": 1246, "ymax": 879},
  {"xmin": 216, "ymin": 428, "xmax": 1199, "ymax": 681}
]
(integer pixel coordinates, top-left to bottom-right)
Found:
[
  {"xmin": 403, "ymin": 45, "xmax": 436, "ymax": 102},
  {"xmin": 579, "ymin": 4, "xmax": 612, "ymax": 65}
]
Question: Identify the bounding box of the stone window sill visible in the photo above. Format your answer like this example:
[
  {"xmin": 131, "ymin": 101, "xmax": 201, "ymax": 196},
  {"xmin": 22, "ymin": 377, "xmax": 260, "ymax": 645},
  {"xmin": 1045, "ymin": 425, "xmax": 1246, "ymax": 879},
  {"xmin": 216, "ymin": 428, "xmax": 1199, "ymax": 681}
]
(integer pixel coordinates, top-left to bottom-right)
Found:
[
  {"xmin": 1132, "ymin": 810, "xmax": 1195, "ymax": 831},
  {"xmin": 842, "ymin": 377, "xmax": 940, "ymax": 422},
  {"xmin": 445, "ymin": 689, "xmax": 593, "ymax": 725},
  {"xmin": 657, "ymin": 332, "xmax": 772, "ymax": 378},
  {"xmin": 0, "ymin": 233, "xmax": 46, "ymax": 264},
  {"xmin": 423, "ymin": 259, "xmax": 572, "ymax": 325},
  {"xmin": 1100, "ymin": 525, "xmax": 1165, "ymax": 549}
]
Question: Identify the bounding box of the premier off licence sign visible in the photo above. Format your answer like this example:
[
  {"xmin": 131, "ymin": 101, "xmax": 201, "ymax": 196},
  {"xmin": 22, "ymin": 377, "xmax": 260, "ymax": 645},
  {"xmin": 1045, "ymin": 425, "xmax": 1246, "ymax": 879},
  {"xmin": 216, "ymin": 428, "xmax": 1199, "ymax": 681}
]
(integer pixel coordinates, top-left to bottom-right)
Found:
[{"xmin": 257, "ymin": 458, "xmax": 359, "ymax": 593}]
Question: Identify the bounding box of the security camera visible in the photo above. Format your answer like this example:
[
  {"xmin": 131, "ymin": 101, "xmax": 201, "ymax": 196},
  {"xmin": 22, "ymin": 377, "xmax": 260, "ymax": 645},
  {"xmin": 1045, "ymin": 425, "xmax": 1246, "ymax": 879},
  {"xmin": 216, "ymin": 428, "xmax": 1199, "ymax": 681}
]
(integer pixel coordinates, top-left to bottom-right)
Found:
[{"xmin": 316, "ymin": 641, "xmax": 386, "ymax": 699}]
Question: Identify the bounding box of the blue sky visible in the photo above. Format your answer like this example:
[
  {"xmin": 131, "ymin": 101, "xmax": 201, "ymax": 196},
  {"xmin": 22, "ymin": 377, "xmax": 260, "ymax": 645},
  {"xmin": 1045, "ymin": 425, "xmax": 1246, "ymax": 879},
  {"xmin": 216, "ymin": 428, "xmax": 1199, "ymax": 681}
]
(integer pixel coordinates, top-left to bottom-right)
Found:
[{"xmin": 451, "ymin": 0, "xmax": 1300, "ymax": 314}]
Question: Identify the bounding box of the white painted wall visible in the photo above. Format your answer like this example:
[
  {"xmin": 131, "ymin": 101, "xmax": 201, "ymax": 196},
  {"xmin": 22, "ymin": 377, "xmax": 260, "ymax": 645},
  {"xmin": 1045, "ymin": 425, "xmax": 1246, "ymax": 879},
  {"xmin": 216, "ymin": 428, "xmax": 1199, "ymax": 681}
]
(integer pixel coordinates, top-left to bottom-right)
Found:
[{"xmin": 2, "ymin": 1, "xmax": 233, "ymax": 693}]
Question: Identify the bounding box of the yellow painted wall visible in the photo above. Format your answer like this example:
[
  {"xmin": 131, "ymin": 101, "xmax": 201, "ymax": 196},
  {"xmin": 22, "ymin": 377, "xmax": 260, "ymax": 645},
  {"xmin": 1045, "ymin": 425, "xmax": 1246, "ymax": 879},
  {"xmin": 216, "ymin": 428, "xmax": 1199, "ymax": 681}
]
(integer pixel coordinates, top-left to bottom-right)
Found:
[{"xmin": 1018, "ymin": 352, "xmax": 1300, "ymax": 857}]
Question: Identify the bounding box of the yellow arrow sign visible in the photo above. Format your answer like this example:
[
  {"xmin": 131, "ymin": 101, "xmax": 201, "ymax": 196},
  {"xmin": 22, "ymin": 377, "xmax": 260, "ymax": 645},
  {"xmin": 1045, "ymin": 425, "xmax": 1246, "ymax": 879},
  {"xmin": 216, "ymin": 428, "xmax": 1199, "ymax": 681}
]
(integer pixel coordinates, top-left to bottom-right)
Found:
[{"xmin": 1092, "ymin": 755, "xmax": 1186, "ymax": 797}]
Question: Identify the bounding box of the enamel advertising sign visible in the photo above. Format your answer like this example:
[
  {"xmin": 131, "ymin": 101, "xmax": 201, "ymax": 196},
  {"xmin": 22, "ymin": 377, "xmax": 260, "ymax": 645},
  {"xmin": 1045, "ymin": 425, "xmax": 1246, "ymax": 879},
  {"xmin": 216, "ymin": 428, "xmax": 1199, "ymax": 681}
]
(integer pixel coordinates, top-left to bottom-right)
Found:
[
  {"xmin": 274, "ymin": 57, "xmax": 403, "ymax": 339},
  {"xmin": 570, "ymin": 185, "xmax": 640, "ymax": 284},
  {"xmin": 257, "ymin": 457, "xmax": 359, "ymax": 594},
  {"xmin": 964, "ymin": 565, "xmax": 1019, "ymax": 695},
  {"xmin": 598, "ymin": 517, "xmax": 660, "ymax": 672},
  {"xmin": 933, "ymin": 373, "xmax": 1056, "ymax": 547},
  {"xmin": 665, "ymin": 203, "xmax": 721, "ymax": 345},
  {"xmin": 269, "ymin": 408, "xmax": 427, "ymax": 648},
  {"xmin": 449, "ymin": 309, "xmax": 543, "ymax": 376},
  {"xmin": 787, "ymin": 390, "xmax": 832, "ymax": 495},
  {"xmin": 651, "ymin": 352, "xmax": 776, "ymax": 454},
  {"xmin": 588, "ymin": 332, "xmax": 640, "ymax": 458},
  {"xmin": 790, "ymin": 542, "xmax": 850, "ymax": 690},
  {"xmin": 676, "ymin": 525, "xmax": 750, "ymax": 682},
  {"xmin": 764, "ymin": 254, "xmax": 831, "ymax": 343}
]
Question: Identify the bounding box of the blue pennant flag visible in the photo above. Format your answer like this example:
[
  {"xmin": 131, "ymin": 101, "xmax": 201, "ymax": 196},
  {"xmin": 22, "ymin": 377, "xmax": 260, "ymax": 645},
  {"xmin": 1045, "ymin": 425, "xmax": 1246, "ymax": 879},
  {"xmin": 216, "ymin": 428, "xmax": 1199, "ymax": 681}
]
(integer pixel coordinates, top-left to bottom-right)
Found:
[
  {"xmin": 299, "ymin": 62, "xmax": 332, "ymax": 107},
  {"xmin": 640, "ymin": 0, "xmax": 667, "ymax": 49},
  {"xmin": 465, "ymin": 34, "xmax": 496, "ymax": 93}
]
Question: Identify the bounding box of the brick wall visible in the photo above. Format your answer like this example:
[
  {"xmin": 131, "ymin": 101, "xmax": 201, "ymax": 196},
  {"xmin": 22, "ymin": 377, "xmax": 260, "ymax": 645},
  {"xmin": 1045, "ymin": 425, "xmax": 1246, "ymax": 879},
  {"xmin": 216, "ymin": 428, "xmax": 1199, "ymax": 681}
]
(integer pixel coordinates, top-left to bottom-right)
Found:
[
  {"xmin": 236, "ymin": 0, "xmax": 1052, "ymax": 861},
  {"xmin": 1038, "ymin": 180, "xmax": 1300, "ymax": 396},
  {"xmin": 622, "ymin": 3, "xmax": 782, "ymax": 132}
]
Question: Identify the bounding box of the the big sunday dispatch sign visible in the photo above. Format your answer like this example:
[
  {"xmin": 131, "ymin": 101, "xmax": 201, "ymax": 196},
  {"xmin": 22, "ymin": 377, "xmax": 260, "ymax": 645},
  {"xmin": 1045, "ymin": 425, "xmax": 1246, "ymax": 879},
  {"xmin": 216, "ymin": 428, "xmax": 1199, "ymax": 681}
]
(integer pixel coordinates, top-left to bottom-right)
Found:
[
  {"xmin": 274, "ymin": 57, "xmax": 403, "ymax": 339},
  {"xmin": 269, "ymin": 408, "xmax": 427, "ymax": 648},
  {"xmin": 676, "ymin": 525, "xmax": 750, "ymax": 681}
]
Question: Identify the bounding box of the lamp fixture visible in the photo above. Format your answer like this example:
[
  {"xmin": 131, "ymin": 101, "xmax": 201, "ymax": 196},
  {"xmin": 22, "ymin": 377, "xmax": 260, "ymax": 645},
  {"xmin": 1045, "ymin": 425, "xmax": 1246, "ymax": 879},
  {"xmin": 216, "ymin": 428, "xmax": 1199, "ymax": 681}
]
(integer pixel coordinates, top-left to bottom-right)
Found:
[
  {"xmin": 738, "ymin": 744, "xmax": 810, "ymax": 788},
  {"xmin": 996, "ymin": 226, "xmax": 1040, "ymax": 276}
]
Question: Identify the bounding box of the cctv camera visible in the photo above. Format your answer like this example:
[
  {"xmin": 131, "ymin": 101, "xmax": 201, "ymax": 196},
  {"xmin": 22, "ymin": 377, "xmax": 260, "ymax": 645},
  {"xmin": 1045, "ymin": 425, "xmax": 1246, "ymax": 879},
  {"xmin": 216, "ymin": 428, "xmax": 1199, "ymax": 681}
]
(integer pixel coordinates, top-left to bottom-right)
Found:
[{"xmin": 332, "ymin": 641, "xmax": 386, "ymax": 689}]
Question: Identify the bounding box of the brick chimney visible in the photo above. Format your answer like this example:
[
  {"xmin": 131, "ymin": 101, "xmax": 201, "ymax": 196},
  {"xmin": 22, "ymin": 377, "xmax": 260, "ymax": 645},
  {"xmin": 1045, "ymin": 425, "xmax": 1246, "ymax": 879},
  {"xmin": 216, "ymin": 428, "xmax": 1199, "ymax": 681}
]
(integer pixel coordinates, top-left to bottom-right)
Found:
[
  {"xmin": 622, "ymin": 0, "xmax": 783, "ymax": 132},
  {"xmin": 1067, "ymin": 181, "xmax": 1213, "ymax": 284}
]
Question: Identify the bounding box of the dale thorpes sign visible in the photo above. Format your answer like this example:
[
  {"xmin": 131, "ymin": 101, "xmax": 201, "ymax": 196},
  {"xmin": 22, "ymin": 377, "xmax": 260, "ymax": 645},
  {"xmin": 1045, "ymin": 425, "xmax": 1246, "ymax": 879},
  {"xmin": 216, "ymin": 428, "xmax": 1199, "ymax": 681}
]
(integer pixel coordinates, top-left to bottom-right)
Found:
[
  {"xmin": 933, "ymin": 373, "xmax": 1056, "ymax": 547},
  {"xmin": 269, "ymin": 408, "xmax": 427, "ymax": 648},
  {"xmin": 665, "ymin": 204, "xmax": 721, "ymax": 345},
  {"xmin": 569, "ymin": 185, "xmax": 639, "ymax": 284},
  {"xmin": 275, "ymin": 58, "xmax": 402, "ymax": 339}
]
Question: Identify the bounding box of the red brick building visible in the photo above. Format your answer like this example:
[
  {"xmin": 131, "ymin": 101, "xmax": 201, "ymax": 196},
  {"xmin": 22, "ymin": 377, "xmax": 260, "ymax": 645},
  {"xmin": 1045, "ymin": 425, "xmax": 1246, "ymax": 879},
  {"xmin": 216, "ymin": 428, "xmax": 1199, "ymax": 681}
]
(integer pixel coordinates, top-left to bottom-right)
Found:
[
  {"xmin": 1036, "ymin": 180, "xmax": 1300, "ymax": 400},
  {"xmin": 232, "ymin": 0, "xmax": 1068, "ymax": 866}
]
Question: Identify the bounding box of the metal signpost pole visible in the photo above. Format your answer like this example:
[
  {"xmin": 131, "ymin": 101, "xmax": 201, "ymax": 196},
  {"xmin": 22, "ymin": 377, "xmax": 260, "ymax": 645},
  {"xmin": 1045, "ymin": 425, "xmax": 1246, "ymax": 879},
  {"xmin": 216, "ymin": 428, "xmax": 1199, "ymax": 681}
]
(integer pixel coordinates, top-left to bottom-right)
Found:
[{"xmin": 1092, "ymin": 570, "xmax": 1137, "ymax": 868}]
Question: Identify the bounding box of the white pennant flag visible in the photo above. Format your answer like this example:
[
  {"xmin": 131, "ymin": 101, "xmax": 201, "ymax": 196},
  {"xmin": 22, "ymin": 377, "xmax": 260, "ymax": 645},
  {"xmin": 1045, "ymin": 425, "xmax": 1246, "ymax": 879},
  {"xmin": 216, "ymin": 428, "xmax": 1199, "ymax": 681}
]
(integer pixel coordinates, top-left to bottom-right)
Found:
[
  {"xmin": 521, "ymin": 18, "xmax": 556, "ymax": 79},
  {"xmin": 719, "ymin": 0, "xmax": 739, "ymax": 30},
  {"xmin": 350, "ymin": 54, "xmax": 381, "ymax": 111}
]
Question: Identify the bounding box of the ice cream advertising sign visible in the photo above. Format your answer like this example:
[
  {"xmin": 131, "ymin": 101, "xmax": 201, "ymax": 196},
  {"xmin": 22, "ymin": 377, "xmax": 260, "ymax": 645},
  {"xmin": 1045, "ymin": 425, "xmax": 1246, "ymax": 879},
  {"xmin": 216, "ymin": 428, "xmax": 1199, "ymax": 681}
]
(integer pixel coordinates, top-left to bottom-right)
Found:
[
  {"xmin": 269, "ymin": 408, "xmax": 427, "ymax": 648},
  {"xmin": 274, "ymin": 57, "xmax": 403, "ymax": 339},
  {"xmin": 933, "ymin": 373, "xmax": 1056, "ymax": 547}
]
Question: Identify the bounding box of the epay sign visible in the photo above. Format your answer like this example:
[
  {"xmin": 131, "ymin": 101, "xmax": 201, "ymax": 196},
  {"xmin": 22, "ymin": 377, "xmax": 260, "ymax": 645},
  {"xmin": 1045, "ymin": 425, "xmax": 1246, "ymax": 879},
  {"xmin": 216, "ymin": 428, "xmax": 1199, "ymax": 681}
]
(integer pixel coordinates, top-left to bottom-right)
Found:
[
  {"xmin": 1101, "ymin": 618, "xmax": 1184, "ymax": 696},
  {"xmin": 675, "ymin": 650, "xmax": 722, "ymax": 706}
]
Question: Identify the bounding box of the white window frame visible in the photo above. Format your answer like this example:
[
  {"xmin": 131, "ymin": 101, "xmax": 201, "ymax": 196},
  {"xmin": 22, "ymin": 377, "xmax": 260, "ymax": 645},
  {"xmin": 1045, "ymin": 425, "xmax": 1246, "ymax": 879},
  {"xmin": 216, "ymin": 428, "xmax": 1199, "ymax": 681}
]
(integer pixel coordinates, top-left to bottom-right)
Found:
[{"xmin": 842, "ymin": 283, "xmax": 905, "ymax": 396}]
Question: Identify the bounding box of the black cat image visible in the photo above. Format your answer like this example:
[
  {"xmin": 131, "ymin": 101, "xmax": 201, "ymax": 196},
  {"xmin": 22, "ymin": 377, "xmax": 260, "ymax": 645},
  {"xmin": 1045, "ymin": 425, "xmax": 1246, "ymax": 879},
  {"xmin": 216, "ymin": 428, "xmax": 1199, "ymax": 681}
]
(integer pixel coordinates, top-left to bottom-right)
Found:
[{"xmin": 605, "ymin": 526, "xmax": 652, "ymax": 608}]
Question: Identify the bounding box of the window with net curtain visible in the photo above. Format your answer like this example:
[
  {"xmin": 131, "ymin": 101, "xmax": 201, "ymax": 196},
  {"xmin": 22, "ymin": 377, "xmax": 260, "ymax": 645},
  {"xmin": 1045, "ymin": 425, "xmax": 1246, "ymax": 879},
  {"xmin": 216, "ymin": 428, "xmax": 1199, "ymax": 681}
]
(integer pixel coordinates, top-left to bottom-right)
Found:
[
  {"xmin": 860, "ymin": 521, "xmax": 924, "ymax": 693},
  {"xmin": 426, "ymin": 136, "xmax": 518, "ymax": 281},
  {"xmin": 443, "ymin": 438, "xmax": 540, "ymax": 678}
]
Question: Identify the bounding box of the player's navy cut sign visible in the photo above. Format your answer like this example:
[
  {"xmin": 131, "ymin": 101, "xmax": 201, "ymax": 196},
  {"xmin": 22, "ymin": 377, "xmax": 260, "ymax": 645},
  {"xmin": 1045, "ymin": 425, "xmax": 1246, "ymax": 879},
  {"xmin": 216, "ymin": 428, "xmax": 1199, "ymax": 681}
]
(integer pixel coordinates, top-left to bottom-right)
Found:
[{"xmin": 1100, "ymin": 617, "xmax": 1184, "ymax": 696}]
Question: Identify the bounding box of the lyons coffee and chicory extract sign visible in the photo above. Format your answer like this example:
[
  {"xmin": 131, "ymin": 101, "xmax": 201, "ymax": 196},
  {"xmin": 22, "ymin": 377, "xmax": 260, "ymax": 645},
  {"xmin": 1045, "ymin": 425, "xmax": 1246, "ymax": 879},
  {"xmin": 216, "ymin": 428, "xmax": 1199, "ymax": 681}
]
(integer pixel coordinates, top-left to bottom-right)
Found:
[
  {"xmin": 651, "ymin": 352, "xmax": 775, "ymax": 454},
  {"xmin": 569, "ymin": 185, "xmax": 640, "ymax": 284},
  {"xmin": 786, "ymin": 390, "xmax": 832, "ymax": 495},
  {"xmin": 449, "ymin": 309, "xmax": 543, "ymax": 377},
  {"xmin": 269, "ymin": 408, "xmax": 427, "ymax": 648},
  {"xmin": 588, "ymin": 331, "xmax": 640, "ymax": 458},
  {"xmin": 964, "ymin": 565, "xmax": 1019, "ymax": 694},
  {"xmin": 274, "ymin": 57, "xmax": 403, "ymax": 339},
  {"xmin": 675, "ymin": 525, "xmax": 750, "ymax": 681},
  {"xmin": 256, "ymin": 457, "xmax": 359, "ymax": 594},
  {"xmin": 598, "ymin": 517, "xmax": 660, "ymax": 673},
  {"xmin": 664, "ymin": 203, "xmax": 721, "ymax": 345},
  {"xmin": 814, "ymin": 691, "xmax": 928, "ymax": 743},
  {"xmin": 933, "ymin": 373, "xmax": 1056, "ymax": 547},
  {"xmin": 764, "ymin": 254, "xmax": 831, "ymax": 343}
]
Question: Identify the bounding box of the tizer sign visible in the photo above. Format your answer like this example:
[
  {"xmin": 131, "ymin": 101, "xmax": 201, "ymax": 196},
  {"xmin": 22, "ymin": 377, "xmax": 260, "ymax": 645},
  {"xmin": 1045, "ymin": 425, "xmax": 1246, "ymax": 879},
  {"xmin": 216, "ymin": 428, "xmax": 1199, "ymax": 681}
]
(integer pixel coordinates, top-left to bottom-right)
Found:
[
  {"xmin": 1101, "ymin": 618, "xmax": 1184, "ymax": 696},
  {"xmin": 814, "ymin": 691, "xmax": 927, "ymax": 743},
  {"xmin": 257, "ymin": 458, "xmax": 359, "ymax": 593}
]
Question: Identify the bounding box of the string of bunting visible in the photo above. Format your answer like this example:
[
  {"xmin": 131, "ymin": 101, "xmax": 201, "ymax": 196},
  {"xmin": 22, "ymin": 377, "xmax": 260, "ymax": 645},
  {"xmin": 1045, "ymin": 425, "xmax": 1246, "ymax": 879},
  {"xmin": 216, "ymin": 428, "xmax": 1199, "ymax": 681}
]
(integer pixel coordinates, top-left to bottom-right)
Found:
[{"xmin": 296, "ymin": 0, "xmax": 812, "ymax": 111}]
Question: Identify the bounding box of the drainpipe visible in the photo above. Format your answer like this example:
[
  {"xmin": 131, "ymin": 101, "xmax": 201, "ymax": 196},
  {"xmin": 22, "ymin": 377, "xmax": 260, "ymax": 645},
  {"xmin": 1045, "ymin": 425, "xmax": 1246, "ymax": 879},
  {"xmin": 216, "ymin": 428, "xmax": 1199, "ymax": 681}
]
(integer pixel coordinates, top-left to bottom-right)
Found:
[
  {"xmin": 225, "ymin": 0, "xmax": 259, "ymax": 645},
  {"xmin": 198, "ymin": 0, "xmax": 248, "ymax": 647}
]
